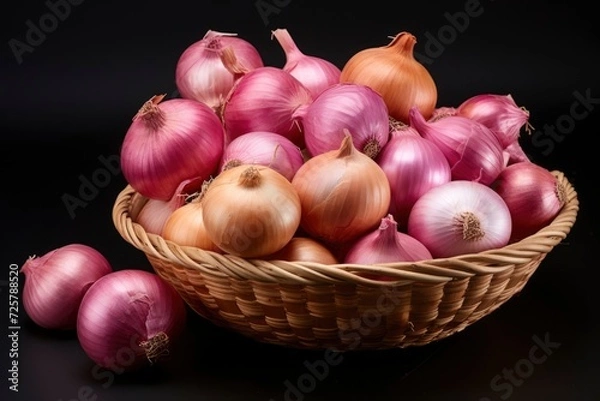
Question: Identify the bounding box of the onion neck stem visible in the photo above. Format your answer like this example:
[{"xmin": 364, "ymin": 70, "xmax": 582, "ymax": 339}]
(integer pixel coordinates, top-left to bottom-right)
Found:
[
  {"xmin": 272, "ymin": 28, "xmax": 303, "ymax": 61},
  {"xmin": 454, "ymin": 212, "xmax": 485, "ymax": 241},
  {"xmin": 386, "ymin": 32, "xmax": 417, "ymax": 57},
  {"xmin": 133, "ymin": 94, "xmax": 166, "ymax": 131},
  {"xmin": 337, "ymin": 131, "xmax": 356, "ymax": 158},
  {"xmin": 139, "ymin": 332, "xmax": 170, "ymax": 365},
  {"xmin": 379, "ymin": 216, "xmax": 400, "ymax": 245}
]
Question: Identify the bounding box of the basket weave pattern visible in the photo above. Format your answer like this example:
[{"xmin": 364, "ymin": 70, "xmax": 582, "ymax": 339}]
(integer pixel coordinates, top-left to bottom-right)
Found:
[{"xmin": 112, "ymin": 171, "xmax": 578, "ymax": 350}]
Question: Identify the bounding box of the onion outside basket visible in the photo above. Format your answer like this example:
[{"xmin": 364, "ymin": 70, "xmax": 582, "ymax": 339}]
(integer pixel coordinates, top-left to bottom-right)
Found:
[{"xmin": 112, "ymin": 170, "xmax": 578, "ymax": 351}]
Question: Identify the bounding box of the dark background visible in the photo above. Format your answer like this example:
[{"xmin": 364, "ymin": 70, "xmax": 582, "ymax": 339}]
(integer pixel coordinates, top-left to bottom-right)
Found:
[{"xmin": 2, "ymin": 0, "xmax": 598, "ymax": 400}]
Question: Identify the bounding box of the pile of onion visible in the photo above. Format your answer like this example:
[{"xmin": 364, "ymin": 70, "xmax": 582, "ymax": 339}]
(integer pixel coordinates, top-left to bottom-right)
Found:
[{"xmin": 117, "ymin": 29, "xmax": 567, "ymax": 265}]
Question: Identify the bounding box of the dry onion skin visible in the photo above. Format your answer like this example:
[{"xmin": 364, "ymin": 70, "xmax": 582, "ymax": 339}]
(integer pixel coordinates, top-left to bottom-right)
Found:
[
  {"xmin": 291, "ymin": 132, "xmax": 391, "ymax": 245},
  {"xmin": 201, "ymin": 165, "xmax": 302, "ymax": 258},
  {"xmin": 340, "ymin": 31, "xmax": 438, "ymax": 124}
]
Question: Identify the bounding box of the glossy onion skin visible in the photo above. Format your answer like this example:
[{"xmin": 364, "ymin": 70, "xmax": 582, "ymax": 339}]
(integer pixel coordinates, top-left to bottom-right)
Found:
[
  {"xmin": 77, "ymin": 270, "xmax": 186, "ymax": 371},
  {"xmin": 201, "ymin": 165, "xmax": 302, "ymax": 258}
]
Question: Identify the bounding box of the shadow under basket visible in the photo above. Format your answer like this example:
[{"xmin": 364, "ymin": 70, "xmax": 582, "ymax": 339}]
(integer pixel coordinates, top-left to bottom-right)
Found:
[{"xmin": 112, "ymin": 171, "xmax": 579, "ymax": 351}]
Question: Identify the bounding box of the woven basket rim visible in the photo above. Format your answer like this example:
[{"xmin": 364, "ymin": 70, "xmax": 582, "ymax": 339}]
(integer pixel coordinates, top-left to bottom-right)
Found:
[{"xmin": 112, "ymin": 170, "xmax": 579, "ymax": 286}]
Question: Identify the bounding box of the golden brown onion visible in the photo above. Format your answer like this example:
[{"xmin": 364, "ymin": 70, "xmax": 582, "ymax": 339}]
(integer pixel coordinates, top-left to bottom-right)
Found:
[
  {"xmin": 291, "ymin": 133, "xmax": 391, "ymax": 245},
  {"xmin": 340, "ymin": 32, "xmax": 437, "ymax": 124}
]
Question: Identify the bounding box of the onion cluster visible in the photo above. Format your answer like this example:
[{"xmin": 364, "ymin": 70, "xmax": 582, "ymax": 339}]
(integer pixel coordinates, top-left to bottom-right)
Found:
[
  {"xmin": 115, "ymin": 28, "xmax": 566, "ymax": 267},
  {"xmin": 20, "ymin": 244, "xmax": 187, "ymax": 373}
]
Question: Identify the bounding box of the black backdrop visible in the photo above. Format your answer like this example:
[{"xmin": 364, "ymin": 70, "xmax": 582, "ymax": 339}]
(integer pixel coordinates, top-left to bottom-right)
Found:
[{"xmin": 2, "ymin": 1, "xmax": 599, "ymax": 400}]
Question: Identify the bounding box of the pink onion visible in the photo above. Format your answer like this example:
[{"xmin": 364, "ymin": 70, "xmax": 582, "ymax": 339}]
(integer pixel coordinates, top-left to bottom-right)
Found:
[
  {"xmin": 457, "ymin": 93, "xmax": 531, "ymax": 148},
  {"xmin": 345, "ymin": 214, "xmax": 432, "ymax": 264},
  {"xmin": 137, "ymin": 177, "xmax": 203, "ymax": 235},
  {"xmin": 492, "ymin": 162, "xmax": 566, "ymax": 242},
  {"xmin": 298, "ymin": 83, "xmax": 390, "ymax": 158},
  {"xmin": 219, "ymin": 131, "xmax": 304, "ymax": 181},
  {"xmin": 376, "ymin": 130, "xmax": 452, "ymax": 229},
  {"xmin": 175, "ymin": 30, "xmax": 264, "ymax": 112},
  {"xmin": 408, "ymin": 106, "xmax": 505, "ymax": 186},
  {"xmin": 456, "ymin": 93, "xmax": 532, "ymax": 164},
  {"xmin": 120, "ymin": 94, "xmax": 225, "ymax": 201},
  {"xmin": 20, "ymin": 244, "xmax": 113, "ymax": 330},
  {"xmin": 221, "ymin": 48, "xmax": 313, "ymax": 146},
  {"xmin": 407, "ymin": 180, "xmax": 512, "ymax": 258},
  {"xmin": 271, "ymin": 28, "xmax": 341, "ymax": 99},
  {"xmin": 77, "ymin": 269, "xmax": 187, "ymax": 372}
]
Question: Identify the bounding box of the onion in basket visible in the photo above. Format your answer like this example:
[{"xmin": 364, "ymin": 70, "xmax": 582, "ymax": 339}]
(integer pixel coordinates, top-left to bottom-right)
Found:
[
  {"xmin": 492, "ymin": 161, "xmax": 566, "ymax": 242},
  {"xmin": 344, "ymin": 214, "xmax": 432, "ymax": 264},
  {"xmin": 201, "ymin": 165, "xmax": 302, "ymax": 258},
  {"xmin": 407, "ymin": 180, "xmax": 512, "ymax": 258},
  {"xmin": 291, "ymin": 132, "xmax": 391, "ymax": 245}
]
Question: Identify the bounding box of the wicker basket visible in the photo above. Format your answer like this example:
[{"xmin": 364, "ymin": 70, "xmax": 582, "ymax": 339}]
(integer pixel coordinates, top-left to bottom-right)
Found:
[{"xmin": 112, "ymin": 170, "xmax": 578, "ymax": 351}]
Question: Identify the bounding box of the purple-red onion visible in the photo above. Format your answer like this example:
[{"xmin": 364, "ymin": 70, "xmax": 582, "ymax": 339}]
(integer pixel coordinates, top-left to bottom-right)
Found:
[
  {"xmin": 492, "ymin": 162, "xmax": 565, "ymax": 242},
  {"xmin": 120, "ymin": 94, "xmax": 225, "ymax": 201},
  {"xmin": 344, "ymin": 214, "xmax": 432, "ymax": 264},
  {"xmin": 175, "ymin": 30, "xmax": 264, "ymax": 112},
  {"xmin": 407, "ymin": 180, "xmax": 512, "ymax": 258},
  {"xmin": 376, "ymin": 130, "xmax": 452, "ymax": 229},
  {"xmin": 297, "ymin": 83, "xmax": 390, "ymax": 159},
  {"xmin": 21, "ymin": 244, "xmax": 113, "ymax": 330},
  {"xmin": 219, "ymin": 131, "xmax": 304, "ymax": 181},
  {"xmin": 408, "ymin": 106, "xmax": 505, "ymax": 186},
  {"xmin": 220, "ymin": 51, "xmax": 313, "ymax": 147},
  {"xmin": 77, "ymin": 269, "xmax": 187, "ymax": 372},
  {"xmin": 271, "ymin": 28, "xmax": 341, "ymax": 99},
  {"xmin": 457, "ymin": 93, "xmax": 531, "ymax": 148}
]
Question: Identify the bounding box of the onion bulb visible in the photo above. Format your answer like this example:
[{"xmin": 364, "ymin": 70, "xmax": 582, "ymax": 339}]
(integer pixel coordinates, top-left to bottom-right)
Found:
[
  {"xmin": 266, "ymin": 237, "xmax": 338, "ymax": 264},
  {"xmin": 271, "ymin": 28, "xmax": 341, "ymax": 98},
  {"xmin": 298, "ymin": 83, "xmax": 390, "ymax": 159},
  {"xmin": 344, "ymin": 214, "xmax": 432, "ymax": 264},
  {"xmin": 220, "ymin": 48, "xmax": 312, "ymax": 146},
  {"xmin": 219, "ymin": 131, "xmax": 304, "ymax": 181},
  {"xmin": 407, "ymin": 180, "xmax": 512, "ymax": 258},
  {"xmin": 291, "ymin": 132, "xmax": 391, "ymax": 244},
  {"xmin": 162, "ymin": 190, "xmax": 222, "ymax": 252},
  {"xmin": 21, "ymin": 244, "xmax": 113, "ymax": 330},
  {"xmin": 201, "ymin": 165, "xmax": 302, "ymax": 258},
  {"xmin": 376, "ymin": 130, "xmax": 452, "ymax": 229},
  {"xmin": 492, "ymin": 162, "xmax": 566, "ymax": 242},
  {"xmin": 120, "ymin": 94, "xmax": 225, "ymax": 201},
  {"xmin": 456, "ymin": 93, "xmax": 532, "ymax": 164},
  {"xmin": 175, "ymin": 30, "xmax": 264, "ymax": 112},
  {"xmin": 77, "ymin": 269, "xmax": 186, "ymax": 371},
  {"xmin": 409, "ymin": 106, "xmax": 505, "ymax": 186},
  {"xmin": 340, "ymin": 32, "xmax": 438, "ymax": 124},
  {"xmin": 137, "ymin": 177, "xmax": 202, "ymax": 235}
]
